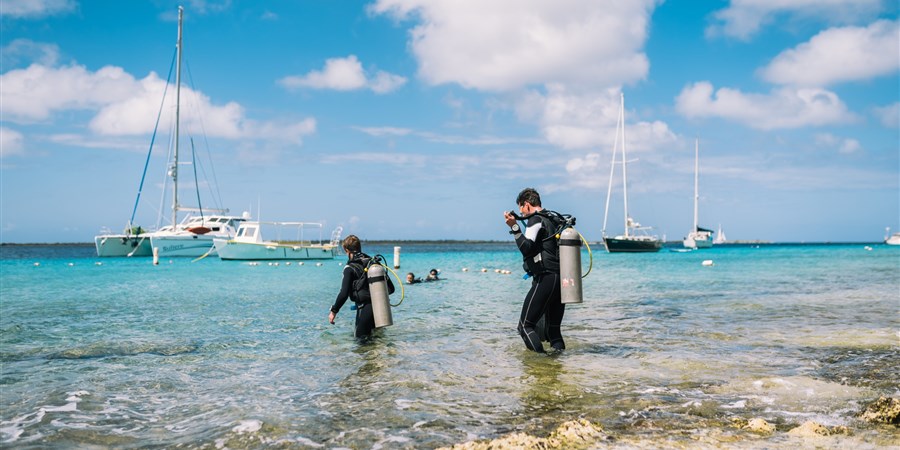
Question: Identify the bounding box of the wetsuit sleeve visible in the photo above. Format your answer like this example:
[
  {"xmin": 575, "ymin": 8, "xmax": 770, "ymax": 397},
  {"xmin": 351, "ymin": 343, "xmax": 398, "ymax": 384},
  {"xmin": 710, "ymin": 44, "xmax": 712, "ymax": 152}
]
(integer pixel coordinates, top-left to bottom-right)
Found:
[
  {"xmin": 330, "ymin": 266, "xmax": 355, "ymax": 314},
  {"xmin": 514, "ymin": 216, "xmax": 544, "ymax": 258}
]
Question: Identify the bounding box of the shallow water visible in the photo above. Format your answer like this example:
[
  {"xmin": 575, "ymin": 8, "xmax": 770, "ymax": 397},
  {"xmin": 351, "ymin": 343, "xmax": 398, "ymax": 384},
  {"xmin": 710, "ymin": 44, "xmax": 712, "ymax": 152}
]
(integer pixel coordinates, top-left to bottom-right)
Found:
[{"xmin": 1, "ymin": 243, "xmax": 898, "ymax": 448}]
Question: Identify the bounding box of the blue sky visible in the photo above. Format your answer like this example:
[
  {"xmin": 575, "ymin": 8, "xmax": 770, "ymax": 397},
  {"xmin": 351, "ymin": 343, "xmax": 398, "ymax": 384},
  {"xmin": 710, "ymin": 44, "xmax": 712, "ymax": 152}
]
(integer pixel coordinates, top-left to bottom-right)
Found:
[{"xmin": 1, "ymin": 0, "xmax": 898, "ymax": 243}]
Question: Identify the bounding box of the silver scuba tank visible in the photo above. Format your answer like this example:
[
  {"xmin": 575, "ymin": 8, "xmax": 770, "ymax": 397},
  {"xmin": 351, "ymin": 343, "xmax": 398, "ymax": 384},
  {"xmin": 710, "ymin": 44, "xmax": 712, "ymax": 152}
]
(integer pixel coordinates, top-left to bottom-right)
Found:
[
  {"xmin": 559, "ymin": 227, "xmax": 583, "ymax": 304},
  {"xmin": 367, "ymin": 263, "xmax": 393, "ymax": 327}
]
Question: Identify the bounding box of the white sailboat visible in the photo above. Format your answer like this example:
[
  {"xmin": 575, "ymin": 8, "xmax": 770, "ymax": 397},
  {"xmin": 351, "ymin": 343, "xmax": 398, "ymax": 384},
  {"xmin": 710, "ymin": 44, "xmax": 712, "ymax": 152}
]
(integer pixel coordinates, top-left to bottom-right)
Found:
[
  {"xmin": 95, "ymin": 7, "xmax": 245, "ymax": 257},
  {"xmin": 602, "ymin": 93, "xmax": 662, "ymax": 253},
  {"xmin": 714, "ymin": 224, "xmax": 727, "ymax": 245},
  {"xmin": 683, "ymin": 138, "xmax": 713, "ymax": 249},
  {"xmin": 144, "ymin": 6, "xmax": 246, "ymax": 258}
]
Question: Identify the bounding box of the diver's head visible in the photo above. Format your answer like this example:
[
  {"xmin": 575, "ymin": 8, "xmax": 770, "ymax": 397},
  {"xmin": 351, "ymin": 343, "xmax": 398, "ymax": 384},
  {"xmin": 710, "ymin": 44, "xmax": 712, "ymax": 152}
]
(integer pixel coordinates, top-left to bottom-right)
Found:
[
  {"xmin": 342, "ymin": 235, "xmax": 361, "ymax": 256},
  {"xmin": 515, "ymin": 188, "xmax": 542, "ymax": 216}
]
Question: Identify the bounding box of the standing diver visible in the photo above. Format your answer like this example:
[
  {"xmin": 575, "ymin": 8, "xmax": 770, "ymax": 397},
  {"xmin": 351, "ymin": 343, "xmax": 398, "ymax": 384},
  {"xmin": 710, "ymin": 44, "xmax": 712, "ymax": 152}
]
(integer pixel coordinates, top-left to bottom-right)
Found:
[
  {"xmin": 328, "ymin": 235, "xmax": 393, "ymax": 340},
  {"xmin": 503, "ymin": 188, "xmax": 566, "ymax": 353}
]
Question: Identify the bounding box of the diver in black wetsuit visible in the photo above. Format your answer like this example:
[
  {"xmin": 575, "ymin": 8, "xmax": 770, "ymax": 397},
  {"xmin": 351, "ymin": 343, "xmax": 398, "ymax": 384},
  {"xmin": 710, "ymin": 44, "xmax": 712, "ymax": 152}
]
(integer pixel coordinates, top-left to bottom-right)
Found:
[
  {"xmin": 329, "ymin": 235, "xmax": 379, "ymax": 339},
  {"xmin": 504, "ymin": 188, "xmax": 565, "ymax": 353}
]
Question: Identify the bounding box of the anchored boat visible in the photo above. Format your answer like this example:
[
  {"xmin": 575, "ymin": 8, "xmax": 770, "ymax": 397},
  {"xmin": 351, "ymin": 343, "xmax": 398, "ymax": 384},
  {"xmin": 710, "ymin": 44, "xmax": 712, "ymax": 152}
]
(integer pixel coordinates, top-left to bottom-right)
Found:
[
  {"xmin": 601, "ymin": 93, "xmax": 662, "ymax": 253},
  {"xmin": 214, "ymin": 222, "xmax": 343, "ymax": 261}
]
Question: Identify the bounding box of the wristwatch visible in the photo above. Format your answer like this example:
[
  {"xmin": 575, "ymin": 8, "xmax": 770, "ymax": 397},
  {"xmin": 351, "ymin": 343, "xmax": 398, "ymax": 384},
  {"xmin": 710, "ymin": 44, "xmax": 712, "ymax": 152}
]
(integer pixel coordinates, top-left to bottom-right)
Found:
[{"xmin": 510, "ymin": 224, "xmax": 520, "ymax": 234}]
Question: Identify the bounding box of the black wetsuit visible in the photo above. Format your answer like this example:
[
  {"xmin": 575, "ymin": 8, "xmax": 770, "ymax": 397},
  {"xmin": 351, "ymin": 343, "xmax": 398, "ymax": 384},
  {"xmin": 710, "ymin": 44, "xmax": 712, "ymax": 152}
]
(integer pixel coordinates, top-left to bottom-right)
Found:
[
  {"xmin": 330, "ymin": 253, "xmax": 376, "ymax": 338},
  {"xmin": 512, "ymin": 212, "xmax": 565, "ymax": 352}
]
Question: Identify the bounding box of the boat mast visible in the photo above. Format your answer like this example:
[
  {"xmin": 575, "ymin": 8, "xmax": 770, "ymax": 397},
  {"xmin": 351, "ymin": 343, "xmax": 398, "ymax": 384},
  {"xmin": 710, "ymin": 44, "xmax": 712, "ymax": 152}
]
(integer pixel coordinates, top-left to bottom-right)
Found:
[
  {"xmin": 601, "ymin": 94, "xmax": 623, "ymax": 238},
  {"xmin": 693, "ymin": 138, "xmax": 699, "ymax": 233},
  {"xmin": 171, "ymin": 6, "xmax": 183, "ymax": 228},
  {"xmin": 620, "ymin": 93, "xmax": 630, "ymax": 238}
]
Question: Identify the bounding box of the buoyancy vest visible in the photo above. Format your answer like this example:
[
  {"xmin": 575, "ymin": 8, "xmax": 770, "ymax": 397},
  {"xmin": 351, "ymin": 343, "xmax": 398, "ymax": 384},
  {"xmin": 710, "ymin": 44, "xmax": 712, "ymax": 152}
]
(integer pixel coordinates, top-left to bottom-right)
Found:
[
  {"xmin": 522, "ymin": 212, "xmax": 564, "ymax": 275},
  {"xmin": 347, "ymin": 253, "xmax": 373, "ymax": 304}
]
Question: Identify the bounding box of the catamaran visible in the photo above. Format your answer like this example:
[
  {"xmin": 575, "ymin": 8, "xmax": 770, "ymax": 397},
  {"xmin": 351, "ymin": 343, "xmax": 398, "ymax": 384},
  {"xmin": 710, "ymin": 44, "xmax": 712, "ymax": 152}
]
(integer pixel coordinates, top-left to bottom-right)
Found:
[
  {"xmin": 95, "ymin": 7, "xmax": 245, "ymax": 257},
  {"xmin": 601, "ymin": 93, "xmax": 662, "ymax": 253},
  {"xmin": 683, "ymin": 138, "xmax": 713, "ymax": 249}
]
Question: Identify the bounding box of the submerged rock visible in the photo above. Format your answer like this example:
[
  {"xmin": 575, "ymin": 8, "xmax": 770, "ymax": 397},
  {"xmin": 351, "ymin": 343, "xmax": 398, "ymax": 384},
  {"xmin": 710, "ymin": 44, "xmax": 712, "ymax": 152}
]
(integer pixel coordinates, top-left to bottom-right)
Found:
[
  {"xmin": 743, "ymin": 418, "xmax": 776, "ymax": 434},
  {"xmin": 787, "ymin": 421, "xmax": 830, "ymax": 437},
  {"xmin": 859, "ymin": 396, "xmax": 900, "ymax": 425},
  {"xmin": 438, "ymin": 419, "xmax": 605, "ymax": 450}
]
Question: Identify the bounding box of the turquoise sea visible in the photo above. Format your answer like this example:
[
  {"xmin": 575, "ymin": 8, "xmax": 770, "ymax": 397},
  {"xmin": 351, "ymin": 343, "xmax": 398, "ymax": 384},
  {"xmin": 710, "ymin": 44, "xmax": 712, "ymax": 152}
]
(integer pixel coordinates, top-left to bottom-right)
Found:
[{"xmin": 1, "ymin": 242, "xmax": 898, "ymax": 449}]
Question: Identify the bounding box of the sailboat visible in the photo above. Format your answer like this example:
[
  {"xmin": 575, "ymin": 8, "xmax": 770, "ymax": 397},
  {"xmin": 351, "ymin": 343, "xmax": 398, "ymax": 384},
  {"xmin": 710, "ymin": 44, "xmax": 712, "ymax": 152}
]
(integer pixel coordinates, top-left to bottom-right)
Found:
[
  {"xmin": 683, "ymin": 138, "xmax": 713, "ymax": 249},
  {"xmin": 601, "ymin": 93, "xmax": 662, "ymax": 253},
  {"xmin": 95, "ymin": 7, "xmax": 246, "ymax": 257},
  {"xmin": 714, "ymin": 224, "xmax": 727, "ymax": 244}
]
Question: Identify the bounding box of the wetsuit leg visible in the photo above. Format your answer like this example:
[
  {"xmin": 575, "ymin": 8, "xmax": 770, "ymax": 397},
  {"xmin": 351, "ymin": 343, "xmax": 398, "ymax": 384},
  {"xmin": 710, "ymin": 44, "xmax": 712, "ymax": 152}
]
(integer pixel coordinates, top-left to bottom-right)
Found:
[
  {"xmin": 543, "ymin": 276, "xmax": 565, "ymax": 350},
  {"xmin": 354, "ymin": 303, "xmax": 376, "ymax": 338},
  {"xmin": 518, "ymin": 273, "xmax": 559, "ymax": 352}
]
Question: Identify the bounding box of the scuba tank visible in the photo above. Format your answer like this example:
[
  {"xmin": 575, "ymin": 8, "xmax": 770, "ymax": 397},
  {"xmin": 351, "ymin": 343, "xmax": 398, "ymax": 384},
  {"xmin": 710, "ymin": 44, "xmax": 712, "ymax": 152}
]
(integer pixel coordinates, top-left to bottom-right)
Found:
[
  {"xmin": 510, "ymin": 209, "xmax": 588, "ymax": 304},
  {"xmin": 558, "ymin": 227, "xmax": 583, "ymax": 304},
  {"xmin": 367, "ymin": 263, "xmax": 393, "ymax": 328}
]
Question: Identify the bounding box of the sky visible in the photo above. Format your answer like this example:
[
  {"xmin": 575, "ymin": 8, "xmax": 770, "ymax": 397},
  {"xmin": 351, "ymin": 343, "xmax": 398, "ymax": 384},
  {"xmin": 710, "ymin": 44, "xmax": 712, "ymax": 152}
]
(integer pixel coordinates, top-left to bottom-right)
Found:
[{"xmin": 1, "ymin": 0, "xmax": 898, "ymax": 244}]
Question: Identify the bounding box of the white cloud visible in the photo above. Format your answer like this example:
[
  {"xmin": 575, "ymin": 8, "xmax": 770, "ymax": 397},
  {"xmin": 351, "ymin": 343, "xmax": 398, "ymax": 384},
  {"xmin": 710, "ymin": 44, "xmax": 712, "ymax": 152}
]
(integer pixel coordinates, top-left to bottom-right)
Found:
[
  {"xmin": 278, "ymin": 55, "xmax": 406, "ymax": 94},
  {"xmin": 0, "ymin": 63, "xmax": 316, "ymax": 144},
  {"xmin": 0, "ymin": 127, "xmax": 25, "ymax": 158},
  {"xmin": 0, "ymin": 0, "xmax": 76, "ymax": 18},
  {"xmin": 354, "ymin": 127, "xmax": 413, "ymax": 137},
  {"xmin": 514, "ymin": 86, "xmax": 677, "ymax": 151},
  {"xmin": 760, "ymin": 20, "xmax": 900, "ymax": 86},
  {"xmin": 1, "ymin": 39, "xmax": 60, "ymax": 68},
  {"xmin": 874, "ymin": 102, "xmax": 899, "ymax": 128},
  {"xmin": 370, "ymin": 0, "xmax": 655, "ymax": 91},
  {"xmin": 1, "ymin": 64, "xmax": 139, "ymax": 122},
  {"xmin": 708, "ymin": 0, "xmax": 885, "ymax": 40},
  {"xmin": 814, "ymin": 132, "xmax": 862, "ymax": 154},
  {"xmin": 675, "ymin": 81, "xmax": 857, "ymax": 129}
]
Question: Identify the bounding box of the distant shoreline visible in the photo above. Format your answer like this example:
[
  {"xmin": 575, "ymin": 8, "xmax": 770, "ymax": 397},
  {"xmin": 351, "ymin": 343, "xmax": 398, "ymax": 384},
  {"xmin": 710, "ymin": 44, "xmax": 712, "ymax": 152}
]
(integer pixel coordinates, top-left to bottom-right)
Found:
[{"xmin": 0, "ymin": 240, "xmax": 889, "ymax": 247}]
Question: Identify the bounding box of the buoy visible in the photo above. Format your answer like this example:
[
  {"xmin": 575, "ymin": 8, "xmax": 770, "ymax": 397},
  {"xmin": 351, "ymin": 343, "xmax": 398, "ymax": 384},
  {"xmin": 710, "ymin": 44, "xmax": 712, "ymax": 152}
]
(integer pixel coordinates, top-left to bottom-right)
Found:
[
  {"xmin": 462, "ymin": 268, "xmax": 469, "ymax": 272},
  {"xmin": 95, "ymin": 262, "xmax": 103, "ymax": 266},
  {"xmin": 864, "ymin": 246, "xmax": 873, "ymax": 251},
  {"xmin": 33, "ymin": 262, "xmax": 40, "ymax": 267},
  {"xmin": 298, "ymin": 262, "xmax": 304, "ymax": 265},
  {"xmin": 316, "ymin": 262, "xmax": 322, "ymax": 266},
  {"xmin": 152, "ymin": 247, "xmax": 159, "ymax": 265},
  {"xmin": 68, "ymin": 263, "xmax": 74, "ymax": 267},
  {"xmin": 481, "ymin": 268, "xmax": 488, "ymax": 272},
  {"xmin": 702, "ymin": 260, "xmax": 714, "ymax": 266},
  {"xmin": 393, "ymin": 246, "xmax": 401, "ymax": 269}
]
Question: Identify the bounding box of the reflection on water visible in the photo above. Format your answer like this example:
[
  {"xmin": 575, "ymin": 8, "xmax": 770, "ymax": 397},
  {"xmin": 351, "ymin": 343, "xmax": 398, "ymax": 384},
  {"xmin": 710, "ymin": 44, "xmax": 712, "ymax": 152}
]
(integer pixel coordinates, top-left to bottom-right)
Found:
[{"xmin": 1, "ymin": 244, "xmax": 898, "ymax": 448}]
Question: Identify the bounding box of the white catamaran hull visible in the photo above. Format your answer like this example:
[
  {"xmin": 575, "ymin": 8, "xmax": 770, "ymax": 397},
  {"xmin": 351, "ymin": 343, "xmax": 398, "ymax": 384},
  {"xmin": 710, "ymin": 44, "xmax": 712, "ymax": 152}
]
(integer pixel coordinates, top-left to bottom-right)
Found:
[
  {"xmin": 151, "ymin": 234, "xmax": 219, "ymax": 257},
  {"xmin": 95, "ymin": 234, "xmax": 153, "ymax": 257}
]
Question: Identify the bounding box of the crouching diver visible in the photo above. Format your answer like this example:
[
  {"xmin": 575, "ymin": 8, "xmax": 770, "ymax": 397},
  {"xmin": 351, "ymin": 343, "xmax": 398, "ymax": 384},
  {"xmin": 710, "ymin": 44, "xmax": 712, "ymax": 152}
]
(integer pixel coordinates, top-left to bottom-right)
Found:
[
  {"xmin": 504, "ymin": 188, "xmax": 566, "ymax": 353},
  {"xmin": 328, "ymin": 235, "xmax": 394, "ymax": 340}
]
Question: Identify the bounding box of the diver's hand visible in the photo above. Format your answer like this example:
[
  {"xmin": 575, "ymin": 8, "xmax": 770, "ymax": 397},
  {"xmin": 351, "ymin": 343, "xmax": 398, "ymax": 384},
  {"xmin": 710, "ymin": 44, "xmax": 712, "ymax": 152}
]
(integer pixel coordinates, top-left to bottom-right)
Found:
[
  {"xmin": 504, "ymin": 211, "xmax": 517, "ymax": 227},
  {"xmin": 328, "ymin": 311, "xmax": 336, "ymax": 324}
]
